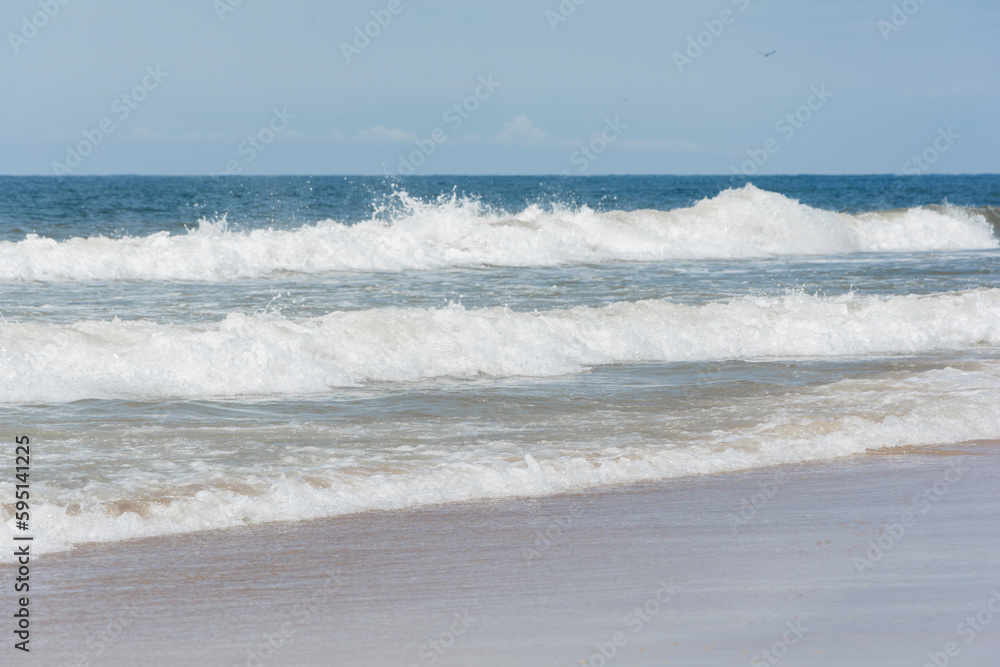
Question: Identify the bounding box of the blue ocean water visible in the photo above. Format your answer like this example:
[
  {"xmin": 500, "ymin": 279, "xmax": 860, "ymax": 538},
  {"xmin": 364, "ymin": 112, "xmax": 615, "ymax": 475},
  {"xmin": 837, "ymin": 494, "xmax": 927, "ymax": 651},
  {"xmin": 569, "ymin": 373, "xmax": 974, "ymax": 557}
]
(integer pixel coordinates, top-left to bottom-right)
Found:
[{"xmin": 1, "ymin": 175, "xmax": 999, "ymax": 557}]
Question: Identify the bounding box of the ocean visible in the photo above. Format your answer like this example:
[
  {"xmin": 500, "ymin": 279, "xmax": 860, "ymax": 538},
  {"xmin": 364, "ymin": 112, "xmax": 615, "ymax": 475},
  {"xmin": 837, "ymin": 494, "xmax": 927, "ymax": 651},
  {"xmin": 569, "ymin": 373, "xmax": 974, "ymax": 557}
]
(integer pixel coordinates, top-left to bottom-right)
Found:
[{"xmin": 2, "ymin": 174, "xmax": 999, "ymax": 560}]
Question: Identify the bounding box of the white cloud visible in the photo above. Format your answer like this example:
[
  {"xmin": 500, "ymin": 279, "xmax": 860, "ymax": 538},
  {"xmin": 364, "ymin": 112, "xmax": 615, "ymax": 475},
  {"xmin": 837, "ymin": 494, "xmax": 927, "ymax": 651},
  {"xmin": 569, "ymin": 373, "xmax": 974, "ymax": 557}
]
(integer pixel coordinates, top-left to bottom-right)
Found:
[
  {"xmin": 355, "ymin": 126, "xmax": 417, "ymax": 143},
  {"xmin": 494, "ymin": 114, "xmax": 567, "ymax": 147}
]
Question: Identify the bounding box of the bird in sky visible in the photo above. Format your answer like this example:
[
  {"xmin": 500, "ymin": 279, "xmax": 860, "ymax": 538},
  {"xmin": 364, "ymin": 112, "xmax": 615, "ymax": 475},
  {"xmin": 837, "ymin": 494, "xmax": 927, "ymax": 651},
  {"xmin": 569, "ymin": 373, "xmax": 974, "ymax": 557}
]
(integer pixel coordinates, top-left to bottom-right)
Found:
[{"xmin": 759, "ymin": 50, "xmax": 777, "ymax": 57}]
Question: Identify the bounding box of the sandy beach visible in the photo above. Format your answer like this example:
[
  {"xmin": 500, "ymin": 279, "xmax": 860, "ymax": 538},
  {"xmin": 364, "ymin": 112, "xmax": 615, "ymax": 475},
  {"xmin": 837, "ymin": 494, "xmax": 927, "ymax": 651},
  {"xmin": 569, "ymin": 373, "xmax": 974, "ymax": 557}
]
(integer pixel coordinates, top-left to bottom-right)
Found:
[{"xmin": 12, "ymin": 440, "xmax": 997, "ymax": 667}]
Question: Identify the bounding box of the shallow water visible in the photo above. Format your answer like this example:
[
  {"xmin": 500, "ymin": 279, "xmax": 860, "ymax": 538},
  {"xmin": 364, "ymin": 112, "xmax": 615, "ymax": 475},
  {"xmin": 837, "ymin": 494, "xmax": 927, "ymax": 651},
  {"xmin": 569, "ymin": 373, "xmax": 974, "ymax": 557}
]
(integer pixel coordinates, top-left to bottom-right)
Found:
[{"xmin": 1, "ymin": 174, "xmax": 998, "ymax": 558}]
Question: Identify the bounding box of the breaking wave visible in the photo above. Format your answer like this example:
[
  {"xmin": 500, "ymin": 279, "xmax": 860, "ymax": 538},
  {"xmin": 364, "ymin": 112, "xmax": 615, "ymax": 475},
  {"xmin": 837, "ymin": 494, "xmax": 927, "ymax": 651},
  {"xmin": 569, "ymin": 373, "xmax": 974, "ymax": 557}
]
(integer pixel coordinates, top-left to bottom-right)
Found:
[
  {"xmin": 1, "ymin": 185, "xmax": 995, "ymax": 282},
  {"xmin": 2, "ymin": 288, "xmax": 999, "ymax": 402}
]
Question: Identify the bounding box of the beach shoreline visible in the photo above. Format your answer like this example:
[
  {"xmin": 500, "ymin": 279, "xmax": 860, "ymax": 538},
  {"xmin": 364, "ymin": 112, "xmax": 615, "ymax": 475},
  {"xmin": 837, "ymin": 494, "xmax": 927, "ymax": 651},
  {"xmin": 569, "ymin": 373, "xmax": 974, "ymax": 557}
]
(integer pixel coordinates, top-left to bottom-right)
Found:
[{"xmin": 12, "ymin": 440, "xmax": 999, "ymax": 666}]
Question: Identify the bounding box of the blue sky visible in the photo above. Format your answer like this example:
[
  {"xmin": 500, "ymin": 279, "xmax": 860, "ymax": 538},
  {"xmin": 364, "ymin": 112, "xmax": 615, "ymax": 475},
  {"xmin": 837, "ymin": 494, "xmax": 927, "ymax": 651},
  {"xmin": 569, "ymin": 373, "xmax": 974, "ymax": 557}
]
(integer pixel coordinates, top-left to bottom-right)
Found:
[{"xmin": 1, "ymin": 0, "xmax": 997, "ymax": 175}]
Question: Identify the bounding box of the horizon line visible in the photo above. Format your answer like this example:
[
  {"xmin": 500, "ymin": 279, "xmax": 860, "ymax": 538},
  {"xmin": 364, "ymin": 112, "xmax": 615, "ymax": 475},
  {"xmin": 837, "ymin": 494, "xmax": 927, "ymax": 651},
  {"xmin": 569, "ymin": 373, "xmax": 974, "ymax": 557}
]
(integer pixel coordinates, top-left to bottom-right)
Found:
[{"xmin": 2, "ymin": 172, "xmax": 998, "ymax": 178}]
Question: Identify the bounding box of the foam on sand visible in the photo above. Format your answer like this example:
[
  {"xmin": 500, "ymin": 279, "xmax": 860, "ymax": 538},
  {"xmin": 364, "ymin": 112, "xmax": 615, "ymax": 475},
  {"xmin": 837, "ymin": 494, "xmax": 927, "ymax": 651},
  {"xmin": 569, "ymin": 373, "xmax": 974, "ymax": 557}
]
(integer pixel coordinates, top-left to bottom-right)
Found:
[{"xmin": 3, "ymin": 362, "xmax": 999, "ymax": 559}]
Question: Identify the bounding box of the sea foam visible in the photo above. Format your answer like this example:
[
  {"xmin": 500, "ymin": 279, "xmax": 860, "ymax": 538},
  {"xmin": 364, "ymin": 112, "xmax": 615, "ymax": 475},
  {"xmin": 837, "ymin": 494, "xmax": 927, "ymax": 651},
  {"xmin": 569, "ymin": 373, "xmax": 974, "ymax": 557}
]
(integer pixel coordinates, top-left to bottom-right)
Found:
[
  {"xmin": 2, "ymin": 288, "xmax": 999, "ymax": 403},
  {"xmin": 3, "ymin": 361, "xmax": 999, "ymax": 559},
  {"xmin": 1, "ymin": 185, "xmax": 995, "ymax": 282}
]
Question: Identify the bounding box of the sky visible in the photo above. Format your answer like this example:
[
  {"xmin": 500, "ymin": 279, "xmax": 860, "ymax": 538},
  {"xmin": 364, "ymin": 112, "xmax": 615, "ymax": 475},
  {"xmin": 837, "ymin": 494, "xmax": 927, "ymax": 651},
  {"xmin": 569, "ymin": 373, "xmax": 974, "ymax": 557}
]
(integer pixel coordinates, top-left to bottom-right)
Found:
[{"xmin": 1, "ymin": 0, "xmax": 998, "ymax": 176}]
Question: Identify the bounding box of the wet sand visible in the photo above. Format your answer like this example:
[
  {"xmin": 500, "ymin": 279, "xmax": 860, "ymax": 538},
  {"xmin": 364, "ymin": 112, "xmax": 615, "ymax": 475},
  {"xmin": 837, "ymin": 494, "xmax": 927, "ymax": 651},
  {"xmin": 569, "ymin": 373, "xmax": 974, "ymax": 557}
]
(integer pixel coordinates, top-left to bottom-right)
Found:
[{"xmin": 12, "ymin": 441, "xmax": 1000, "ymax": 666}]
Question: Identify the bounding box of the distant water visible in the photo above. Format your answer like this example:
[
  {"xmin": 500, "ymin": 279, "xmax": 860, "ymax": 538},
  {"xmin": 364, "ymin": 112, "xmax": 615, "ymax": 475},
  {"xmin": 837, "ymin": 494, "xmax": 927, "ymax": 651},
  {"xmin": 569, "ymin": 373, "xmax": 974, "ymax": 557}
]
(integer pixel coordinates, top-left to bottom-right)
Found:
[{"xmin": 1, "ymin": 175, "xmax": 999, "ymax": 558}]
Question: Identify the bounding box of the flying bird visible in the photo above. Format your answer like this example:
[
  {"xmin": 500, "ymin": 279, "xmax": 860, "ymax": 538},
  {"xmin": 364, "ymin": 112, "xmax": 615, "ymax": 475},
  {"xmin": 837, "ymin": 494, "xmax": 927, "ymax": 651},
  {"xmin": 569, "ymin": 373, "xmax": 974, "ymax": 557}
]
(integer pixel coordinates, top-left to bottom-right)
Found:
[{"xmin": 759, "ymin": 50, "xmax": 777, "ymax": 57}]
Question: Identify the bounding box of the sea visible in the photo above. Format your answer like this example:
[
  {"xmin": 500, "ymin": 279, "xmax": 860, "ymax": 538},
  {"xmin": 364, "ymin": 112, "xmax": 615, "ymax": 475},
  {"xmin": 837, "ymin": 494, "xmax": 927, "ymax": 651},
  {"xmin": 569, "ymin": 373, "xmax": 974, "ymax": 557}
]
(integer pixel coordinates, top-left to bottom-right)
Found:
[{"xmin": 1, "ymin": 174, "xmax": 999, "ymax": 560}]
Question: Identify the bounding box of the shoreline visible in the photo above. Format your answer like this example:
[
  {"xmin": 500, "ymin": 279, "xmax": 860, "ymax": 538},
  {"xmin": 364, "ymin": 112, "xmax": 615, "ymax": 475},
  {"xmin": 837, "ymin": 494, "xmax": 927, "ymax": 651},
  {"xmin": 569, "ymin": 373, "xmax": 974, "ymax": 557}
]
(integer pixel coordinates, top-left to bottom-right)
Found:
[{"xmin": 14, "ymin": 441, "xmax": 1000, "ymax": 666}]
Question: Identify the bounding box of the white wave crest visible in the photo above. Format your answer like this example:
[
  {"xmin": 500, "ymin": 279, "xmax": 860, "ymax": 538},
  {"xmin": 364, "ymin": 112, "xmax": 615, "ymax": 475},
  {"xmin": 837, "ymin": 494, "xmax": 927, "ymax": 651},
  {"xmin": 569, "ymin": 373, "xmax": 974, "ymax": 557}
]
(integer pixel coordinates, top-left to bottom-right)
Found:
[
  {"xmin": 1, "ymin": 185, "xmax": 995, "ymax": 281},
  {"xmin": 2, "ymin": 288, "xmax": 999, "ymax": 403}
]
